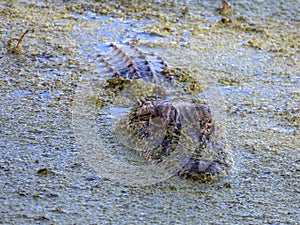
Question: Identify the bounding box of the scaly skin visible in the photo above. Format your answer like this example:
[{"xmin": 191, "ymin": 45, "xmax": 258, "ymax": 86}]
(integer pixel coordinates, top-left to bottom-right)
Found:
[
  {"xmin": 100, "ymin": 43, "xmax": 232, "ymax": 182},
  {"xmin": 115, "ymin": 99, "xmax": 232, "ymax": 182}
]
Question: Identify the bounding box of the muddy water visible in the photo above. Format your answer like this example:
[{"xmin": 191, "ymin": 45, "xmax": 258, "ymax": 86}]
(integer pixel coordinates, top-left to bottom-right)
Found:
[{"xmin": 0, "ymin": 0, "xmax": 299, "ymax": 224}]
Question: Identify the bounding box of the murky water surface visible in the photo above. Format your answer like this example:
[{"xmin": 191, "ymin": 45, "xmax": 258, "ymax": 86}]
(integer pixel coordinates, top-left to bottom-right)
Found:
[{"xmin": 0, "ymin": 0, "xmax": 299, "ymax": 224}]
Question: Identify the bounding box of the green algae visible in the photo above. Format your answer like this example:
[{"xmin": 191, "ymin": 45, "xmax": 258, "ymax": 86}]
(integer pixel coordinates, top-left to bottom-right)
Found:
[{"xmin": 0, "ymin": 0, "xmax": 299, "ymax": 224}]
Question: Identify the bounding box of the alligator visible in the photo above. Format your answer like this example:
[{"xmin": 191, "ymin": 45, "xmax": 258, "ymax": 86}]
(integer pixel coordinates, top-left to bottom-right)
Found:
[{"xmin": 97, "ymin": 42, "xmax": 233, "ymax": 182}]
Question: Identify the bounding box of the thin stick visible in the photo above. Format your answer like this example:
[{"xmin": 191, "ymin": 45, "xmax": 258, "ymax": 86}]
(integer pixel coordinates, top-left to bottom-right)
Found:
[
  {"xmin": 7, "ymin": 29, "xmax": 30, "ymax": 53},
  {"xmin": 15, "ymin": 29, "xmax": 29, "ymax": 49}
]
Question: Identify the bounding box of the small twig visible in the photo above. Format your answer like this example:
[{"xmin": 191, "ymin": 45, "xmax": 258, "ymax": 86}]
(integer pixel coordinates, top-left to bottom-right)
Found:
[
  {"xmin": 220, "ymin": 0, "xmax": 234, "ymax": 17},
  {"xmin": 7, "ymin": 29, "xmax": 30, "ymax": 54},
  {"xmin": 16, "ymin": 29, "xmax": 29, "ymax": 50}
]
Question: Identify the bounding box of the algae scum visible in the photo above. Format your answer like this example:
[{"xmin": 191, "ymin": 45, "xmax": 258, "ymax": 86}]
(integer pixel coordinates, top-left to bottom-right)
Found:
[{"xmin": 0, "ymin": 0, "xmax": 299, "ymax": 224}]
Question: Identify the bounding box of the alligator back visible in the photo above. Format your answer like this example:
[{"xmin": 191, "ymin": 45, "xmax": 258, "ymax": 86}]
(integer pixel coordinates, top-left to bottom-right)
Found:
[{"xmin": 99, "ymin": 43, "xmax": 170, "ymax": 83}]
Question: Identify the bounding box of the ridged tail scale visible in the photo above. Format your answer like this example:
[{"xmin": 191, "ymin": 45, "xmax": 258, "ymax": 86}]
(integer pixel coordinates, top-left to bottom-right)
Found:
[{"xmin": 98, "ymin": 43, "xmax": 169, "ymax": 84}]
